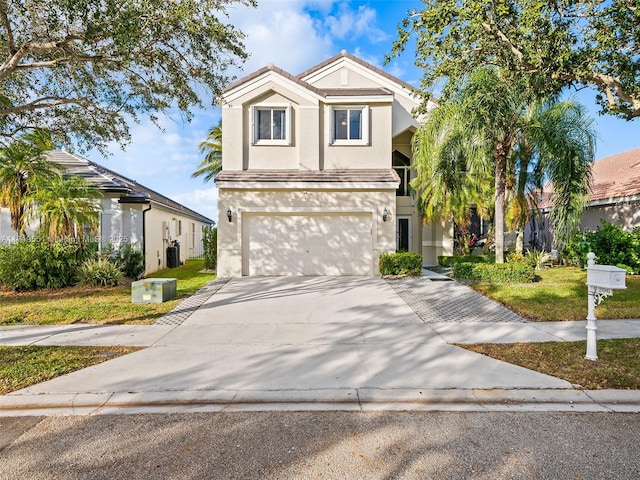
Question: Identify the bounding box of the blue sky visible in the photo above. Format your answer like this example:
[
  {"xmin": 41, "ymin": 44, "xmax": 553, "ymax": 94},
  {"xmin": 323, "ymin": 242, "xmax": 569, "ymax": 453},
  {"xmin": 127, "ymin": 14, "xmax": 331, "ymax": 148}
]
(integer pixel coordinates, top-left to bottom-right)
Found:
[{"xmin": 85, "ymin": 0, "xmax": 640, "ymax": 223}]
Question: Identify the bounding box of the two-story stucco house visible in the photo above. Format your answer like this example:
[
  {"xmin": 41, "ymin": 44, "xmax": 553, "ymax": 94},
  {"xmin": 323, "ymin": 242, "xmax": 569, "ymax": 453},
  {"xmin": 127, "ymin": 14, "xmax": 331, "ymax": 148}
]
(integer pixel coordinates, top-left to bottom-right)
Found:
[{"xmin": 215, "ymin": 51, "xmax": 453, "ymax": 277}]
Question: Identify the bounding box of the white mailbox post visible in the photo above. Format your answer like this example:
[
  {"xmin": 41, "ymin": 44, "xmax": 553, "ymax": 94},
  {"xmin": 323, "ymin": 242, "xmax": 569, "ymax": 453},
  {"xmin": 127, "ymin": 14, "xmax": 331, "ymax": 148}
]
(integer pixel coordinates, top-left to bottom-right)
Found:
[{"xmin": 585, "ymin": 252, "xmax": 627, "ymax": 360}]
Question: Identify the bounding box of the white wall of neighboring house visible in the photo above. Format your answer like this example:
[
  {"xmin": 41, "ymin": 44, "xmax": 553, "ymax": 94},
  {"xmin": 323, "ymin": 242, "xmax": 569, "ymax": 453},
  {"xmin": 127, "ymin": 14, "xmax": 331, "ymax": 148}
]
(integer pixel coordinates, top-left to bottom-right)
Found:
[
  {"xmin": 143, "ymin": 206, "xmax": 208, "ymax": 273},
  {"xmin": 0, "ymin": 206, "xmax": 39, "ymax": 240},
  {"xmin": 2, "ymin": 201, "xmax": 210, "ymax": 276}
]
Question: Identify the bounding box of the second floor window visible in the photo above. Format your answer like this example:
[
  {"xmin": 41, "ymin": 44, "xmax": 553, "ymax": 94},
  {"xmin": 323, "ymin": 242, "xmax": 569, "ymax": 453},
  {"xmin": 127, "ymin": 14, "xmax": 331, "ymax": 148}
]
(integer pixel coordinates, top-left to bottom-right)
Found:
[
  {"xmin": 334, "ymin": 108, "xmax": 362, "ymax": 140},
  {"xmin": 251, "ymin": 105, "xmax": 291, "ymax": 145},
  {"xmin": 329, "ymin": 105, "xmax": 369, "ymax": 146},
  {"xmin": 258, "ymin": 108, "xmax": 286, "ymax": 140}
]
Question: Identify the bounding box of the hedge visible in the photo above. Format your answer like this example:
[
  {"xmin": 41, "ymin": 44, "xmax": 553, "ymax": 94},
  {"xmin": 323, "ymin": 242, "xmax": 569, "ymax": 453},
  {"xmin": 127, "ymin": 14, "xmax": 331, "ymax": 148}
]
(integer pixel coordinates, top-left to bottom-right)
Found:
[
  {"xmin": 452, "ymin": 262, "xmax": 536, "ymax": 283},
  {"xmin": 438, "ymin": 254, "xmax": 495, "ymax": 266},
  {"xmin": 379, "ymin": 251, "xmax": 423, "ymax": 276}
]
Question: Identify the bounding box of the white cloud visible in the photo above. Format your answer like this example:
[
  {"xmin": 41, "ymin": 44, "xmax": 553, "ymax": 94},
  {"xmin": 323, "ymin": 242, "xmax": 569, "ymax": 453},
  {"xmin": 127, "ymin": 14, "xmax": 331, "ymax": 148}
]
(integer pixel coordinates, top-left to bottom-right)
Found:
[
  {"xmin": 228, "ymin": 0, "xmax": 334, "ymax": 75},
  {"xmin": 171, "ymin": 187, "xmax": 219, "ymax": 224},
  {"xmin": 325, "ymin": 3, "xmax": 388, "ymax": 43}
]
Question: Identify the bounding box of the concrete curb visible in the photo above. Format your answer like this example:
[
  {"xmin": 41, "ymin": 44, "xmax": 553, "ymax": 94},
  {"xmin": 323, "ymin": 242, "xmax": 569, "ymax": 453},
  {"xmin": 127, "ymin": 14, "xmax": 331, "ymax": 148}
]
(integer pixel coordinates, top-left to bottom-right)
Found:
[{"xmin": 2, "ymin": 388, "xmax": 639, "ymax": 416}]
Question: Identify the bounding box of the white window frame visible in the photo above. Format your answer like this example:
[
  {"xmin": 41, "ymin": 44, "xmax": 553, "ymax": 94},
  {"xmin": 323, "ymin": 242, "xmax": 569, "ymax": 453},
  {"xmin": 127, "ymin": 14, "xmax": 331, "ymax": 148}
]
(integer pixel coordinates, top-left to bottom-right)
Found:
[
  {"xmin": 328, "ymin": 105, "xmax": 370, "ymax": 146},
  {"xmin": 251, "ymin": 105, "xmax": 292, "ymax": 146}
]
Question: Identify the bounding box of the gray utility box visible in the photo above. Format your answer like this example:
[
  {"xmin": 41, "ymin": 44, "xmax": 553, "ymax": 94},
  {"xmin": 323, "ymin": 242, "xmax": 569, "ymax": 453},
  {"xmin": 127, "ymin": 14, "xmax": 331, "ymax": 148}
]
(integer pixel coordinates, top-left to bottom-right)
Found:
[{"xmin": 131, "ymin": 278, "xmax": 177, "ymax": 304}]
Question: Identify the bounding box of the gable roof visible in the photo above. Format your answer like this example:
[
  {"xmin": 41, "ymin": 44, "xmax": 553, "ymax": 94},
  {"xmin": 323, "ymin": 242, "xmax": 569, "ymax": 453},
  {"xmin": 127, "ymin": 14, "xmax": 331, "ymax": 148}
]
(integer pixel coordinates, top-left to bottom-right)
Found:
[
  {"xmin": 297, "ymin": 50, "xmax": 417, "ymax": 93},
  {"xmin": 222, "ymin": 51, "xmax": 412, "ymax": 100},
  {"xmin": 223, "ymin": 63, "xmax": 326, "ymax": 98},
  {"xmin": 45, "ymin": 150, "xmax": 214, "ymax": 224},
  {"xmin": 589, "ymin": 147, "xmax": 640, "ymax": 202}
]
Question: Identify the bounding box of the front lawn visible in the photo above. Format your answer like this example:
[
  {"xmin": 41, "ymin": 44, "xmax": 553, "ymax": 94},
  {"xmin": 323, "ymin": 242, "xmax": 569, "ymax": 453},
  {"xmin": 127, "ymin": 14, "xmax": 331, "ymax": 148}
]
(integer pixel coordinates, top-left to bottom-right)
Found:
[
  {"xmin": 0, "ymin": 259, "xmax": 216, "ymax": 326},
  {"xmin": 470, "ymin": 267, "xmax": 640, "ymax": 321},
  {"xmin": 0, "ymin": 345, "xmax": 141, "ymax": 394},
  {"xmin": 462, "ymin": 338, "xmax": 640, "ymax": 389}
]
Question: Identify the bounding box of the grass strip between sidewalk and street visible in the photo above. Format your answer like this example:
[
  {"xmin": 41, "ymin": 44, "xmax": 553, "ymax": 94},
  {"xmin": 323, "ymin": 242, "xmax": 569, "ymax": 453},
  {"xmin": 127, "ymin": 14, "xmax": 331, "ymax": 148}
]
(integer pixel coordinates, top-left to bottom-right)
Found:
[
  {"xmin": 461, "ymin": 338, "xmax": 640, "ymax": 390},
  {"xmin": 0, "ymin": 259, "xmax": 216, "ymax": 326},
  {"xmin": 0, "ymin": 346, "xmax": 142, "ymax": 394}
]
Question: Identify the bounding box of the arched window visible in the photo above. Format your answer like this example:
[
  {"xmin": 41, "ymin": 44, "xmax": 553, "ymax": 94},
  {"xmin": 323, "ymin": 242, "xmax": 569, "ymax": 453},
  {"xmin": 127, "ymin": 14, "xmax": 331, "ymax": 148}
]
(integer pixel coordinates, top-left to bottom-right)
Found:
[{"xmin": 393, "ymin": 150, "xmax": 411, "ymax": 197}]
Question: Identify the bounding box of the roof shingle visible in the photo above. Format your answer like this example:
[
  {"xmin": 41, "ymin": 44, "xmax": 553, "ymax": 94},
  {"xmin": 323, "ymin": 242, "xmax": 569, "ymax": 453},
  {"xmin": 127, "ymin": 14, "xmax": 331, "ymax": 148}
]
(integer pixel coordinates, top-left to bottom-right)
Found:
[
  {"xmin": 215, "ymin": 169, "xmax": 400, "ymax": 184},
  {"xmin": 589, "ymin": 148, "xmax": 640, "ymax": 201},
  {"xmin": 45, "ymin": 151, "xmax": 214, "ymax": 224}
]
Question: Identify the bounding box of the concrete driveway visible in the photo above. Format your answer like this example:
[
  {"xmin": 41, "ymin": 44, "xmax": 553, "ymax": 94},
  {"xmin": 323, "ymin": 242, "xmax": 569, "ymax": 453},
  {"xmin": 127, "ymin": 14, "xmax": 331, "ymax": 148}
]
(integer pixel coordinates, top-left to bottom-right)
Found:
[{"xmin": 5, "ymin": 276, "xmax": 572, "ymax": 412}]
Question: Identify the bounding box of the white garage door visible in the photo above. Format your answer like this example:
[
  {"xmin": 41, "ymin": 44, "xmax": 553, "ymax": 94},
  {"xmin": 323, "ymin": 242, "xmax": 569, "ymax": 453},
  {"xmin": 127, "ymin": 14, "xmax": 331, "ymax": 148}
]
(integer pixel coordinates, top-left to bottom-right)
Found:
[{"xmin": 245, "ymin": 213, "xmax": 372, "ymax": 275}]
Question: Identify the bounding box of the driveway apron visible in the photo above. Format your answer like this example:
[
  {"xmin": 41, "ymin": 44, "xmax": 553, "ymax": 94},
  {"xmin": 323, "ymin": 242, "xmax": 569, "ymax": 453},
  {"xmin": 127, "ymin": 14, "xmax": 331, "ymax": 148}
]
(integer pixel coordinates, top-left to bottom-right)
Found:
[{"xmin": 9, "ymin": 276, "xmax": 570, "ymax": 399}]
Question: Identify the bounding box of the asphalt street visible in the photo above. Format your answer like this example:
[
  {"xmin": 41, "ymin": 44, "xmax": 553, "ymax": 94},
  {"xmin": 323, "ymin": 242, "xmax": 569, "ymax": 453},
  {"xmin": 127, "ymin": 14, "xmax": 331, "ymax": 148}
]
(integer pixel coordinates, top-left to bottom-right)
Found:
[{"xmin": 1, "ymin": 411, "xmax": 640, "ymax": 479}]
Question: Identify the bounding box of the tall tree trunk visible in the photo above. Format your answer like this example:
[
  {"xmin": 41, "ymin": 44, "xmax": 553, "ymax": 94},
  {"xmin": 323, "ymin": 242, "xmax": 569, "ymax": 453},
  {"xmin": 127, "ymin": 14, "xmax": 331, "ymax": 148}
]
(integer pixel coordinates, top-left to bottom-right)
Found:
[{"xmin": 494, "ymin": 141, "xmax": 509, "ymax": 263}]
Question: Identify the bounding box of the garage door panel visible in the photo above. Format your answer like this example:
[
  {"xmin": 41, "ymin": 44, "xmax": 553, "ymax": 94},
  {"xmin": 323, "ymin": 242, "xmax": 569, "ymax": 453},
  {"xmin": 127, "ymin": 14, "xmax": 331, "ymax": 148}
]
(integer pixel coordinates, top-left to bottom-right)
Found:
[{"xmin": 245, "ymin": 213, "xmax": 372, "ymax": 276}]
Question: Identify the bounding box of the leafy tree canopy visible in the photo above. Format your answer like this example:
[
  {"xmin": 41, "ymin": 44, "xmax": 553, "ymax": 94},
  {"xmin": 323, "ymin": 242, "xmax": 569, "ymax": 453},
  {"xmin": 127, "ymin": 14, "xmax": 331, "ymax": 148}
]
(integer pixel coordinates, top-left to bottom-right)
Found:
[
  {"xmin": 0, "ymin": 0, "xmax": 255, "ymax": 151},
  {"xmin": 389, "ymin": 0, "xmax": 640, "ymax": 119}
]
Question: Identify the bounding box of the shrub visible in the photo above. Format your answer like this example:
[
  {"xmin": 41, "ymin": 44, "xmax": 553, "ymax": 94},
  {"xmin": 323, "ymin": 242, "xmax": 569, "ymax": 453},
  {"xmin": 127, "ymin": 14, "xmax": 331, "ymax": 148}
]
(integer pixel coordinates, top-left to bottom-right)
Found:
[
  {"xmin": 117, "ymin": 244, "xmax": 145, "ymax": 278},
  {"xmin": 451, "ymin": 262, "xmax": 478, "ymax": 279},
  {"xmin": 506, "ymin": 251, "xmax": 526, "ymax": 263},
  {"xmin": 379, "ymin": 251, "xmax": 423, "ymax": 276},
  {"xmin": 75, "ymin": 258, "xmax": 123, "ymax": 287},
  {"xmin": 100, "ymin": 243, "xmax": 145, "ymax": 279},
  {"xmin": 564, "ymin": 221, "xmax": 640, "ymax": 273},
  {"xmin": 0, "ymin": 239, "xmax": 92, "ymax": 291},
  {"xmin": 452, "ymin": 262, "xmax": 536, "ymax": 283},
  {"xmin": 202, "ymin": 226, "xmax": 217, "ymax": 270},
  {"xmin": 438, "ymin": 254, "xmax": 494, "ymax": 266},
  {"xmin": 524, "ymin": 249, "xmax": 553, "ymax": 271}
]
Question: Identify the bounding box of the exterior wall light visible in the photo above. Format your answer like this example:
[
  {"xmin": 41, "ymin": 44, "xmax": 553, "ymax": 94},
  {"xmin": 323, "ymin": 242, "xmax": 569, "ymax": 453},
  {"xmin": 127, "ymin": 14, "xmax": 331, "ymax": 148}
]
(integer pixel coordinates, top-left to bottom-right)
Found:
[
  {"xmin": 227, "ymin": 207, "xmax": 232, "ymax": 222},
  {"xmin": 382, "ymin": 207, "xmax": 389, "ymax": 222}
]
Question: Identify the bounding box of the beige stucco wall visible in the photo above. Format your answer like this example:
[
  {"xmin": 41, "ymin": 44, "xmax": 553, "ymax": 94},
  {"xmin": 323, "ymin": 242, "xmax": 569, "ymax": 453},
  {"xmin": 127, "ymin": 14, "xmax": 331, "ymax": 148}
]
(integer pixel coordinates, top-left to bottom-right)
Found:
[
  {"xmin": 582, "ymin": 201, "xmax": 640, "ymax": 231},
  {"xmin": 217, "ymin": 187, "xmax": 396, "ymax": 277},
  {"xmin": 222, "ymin": 99, "xmax": 392, "ymax": 172},
  {"xmin": 309, "ymin": 67, "xmax": 376, "ymax": 89},
  {"xmin": 322, "ymin": 103, "xmax": 392, "ymax": 169},
  {"xmin": 422, "ymin": 220, "xmax": 454, "ymax": 265}
]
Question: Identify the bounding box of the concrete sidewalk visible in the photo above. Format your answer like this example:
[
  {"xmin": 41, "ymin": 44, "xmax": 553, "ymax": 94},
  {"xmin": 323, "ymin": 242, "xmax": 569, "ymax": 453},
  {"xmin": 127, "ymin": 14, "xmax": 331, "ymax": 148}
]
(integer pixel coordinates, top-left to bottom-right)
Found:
[{"xmin": 2, "ymin": 276, "xmax": 640, "ymax": 415}]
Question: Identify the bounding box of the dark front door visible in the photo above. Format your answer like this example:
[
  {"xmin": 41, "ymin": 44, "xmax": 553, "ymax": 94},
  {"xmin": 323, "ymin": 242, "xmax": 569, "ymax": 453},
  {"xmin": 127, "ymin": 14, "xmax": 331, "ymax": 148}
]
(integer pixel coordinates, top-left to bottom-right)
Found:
[{"xmin": 397, "ymin": 217, "xmax": 410, "ymax": 251}]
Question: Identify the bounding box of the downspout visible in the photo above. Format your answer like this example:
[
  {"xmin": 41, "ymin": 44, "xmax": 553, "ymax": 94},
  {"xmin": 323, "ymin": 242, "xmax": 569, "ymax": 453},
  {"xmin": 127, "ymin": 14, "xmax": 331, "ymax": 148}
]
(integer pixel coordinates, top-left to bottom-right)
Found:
[{"xmin": 142, "ymin": 204, "xmax": 152, "ymax": 273}]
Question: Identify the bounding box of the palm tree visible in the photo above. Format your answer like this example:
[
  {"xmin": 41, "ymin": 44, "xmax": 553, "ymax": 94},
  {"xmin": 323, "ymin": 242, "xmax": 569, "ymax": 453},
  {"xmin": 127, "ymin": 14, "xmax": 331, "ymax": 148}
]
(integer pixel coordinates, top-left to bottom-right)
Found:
[
  {"xmin": 28, "ymin": 175, "xmax": 101, "ymax": 239},
  {"xmin": 192, "ymin": 121, "xmax": 222, "ymax": 182},
  {"xmin": 412, "ymin": 68, "xmax": 595, "ymax": 262},
  {"xmin": 507, "ymin": 99, "xmax": 597, "ymax": 252},
  {"xmin": 530, "ymin": 100, "xmax": 596, "ymax": 249},
  {"xmin": 0, "ymin": 130, "xmax": 58, "ymax": 235}
]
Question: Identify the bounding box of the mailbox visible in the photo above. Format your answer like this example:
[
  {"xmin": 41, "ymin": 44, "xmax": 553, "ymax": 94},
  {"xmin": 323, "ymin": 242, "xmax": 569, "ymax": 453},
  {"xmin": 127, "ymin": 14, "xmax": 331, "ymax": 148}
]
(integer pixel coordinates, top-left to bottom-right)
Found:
[
  {"xmin": 586, "ymin": 264, "xmax": 627, "ymax": 291},
  {"xmin": 584, "ymin": 252, "xmax": 627, "ymax": 361}
]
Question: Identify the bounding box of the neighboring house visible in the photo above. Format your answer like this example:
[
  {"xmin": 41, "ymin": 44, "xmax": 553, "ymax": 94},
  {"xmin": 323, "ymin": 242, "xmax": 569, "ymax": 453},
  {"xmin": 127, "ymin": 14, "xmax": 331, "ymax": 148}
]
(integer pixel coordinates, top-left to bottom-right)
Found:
[
  {"xmin": 215, "ymin": 51, "xmax": 453, "ymax": 277},
  {"xmin": 581, "ymin": 147, "xmax": 640, "ymax": 231},
  {"xmin": 526, "ymin": 147, "xmax": 640, "ymax": 250},
  {"xmin": 0, "ymin": 150, "xmax": 214, "ymax": 275}
]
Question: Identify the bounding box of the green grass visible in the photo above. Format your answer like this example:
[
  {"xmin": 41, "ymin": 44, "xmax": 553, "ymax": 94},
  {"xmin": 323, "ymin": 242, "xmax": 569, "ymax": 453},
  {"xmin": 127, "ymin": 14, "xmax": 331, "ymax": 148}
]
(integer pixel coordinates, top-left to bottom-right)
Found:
[
  {"xmin": 0, "ymin": 259, "xmax": 216, "ymax": 326},
  {"xmin": 462, "ymin": 338, "xmax": 640, "ymax": 389},
  {"xmin": 470, "ymin": 267, "xmax": 640, "ymax": 321},
  {"xmin": 0, "ymin": 345, "xmax": 141, "ymax": 394}
]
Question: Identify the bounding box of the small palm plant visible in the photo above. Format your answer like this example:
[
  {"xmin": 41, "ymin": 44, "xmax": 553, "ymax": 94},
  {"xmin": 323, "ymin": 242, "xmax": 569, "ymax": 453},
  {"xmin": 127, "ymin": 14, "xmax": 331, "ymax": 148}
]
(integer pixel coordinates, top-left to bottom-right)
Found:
[
  {"xmin": 192, "ymin": 121, "xmax": 222, "ymax": 182},
  {"xmin": 525, "ymin": 249, "xmax": 553, "ymax": 271},
  {"xmin": 28, "ymin": 175, "xmax": 101, "ymax": 240}
]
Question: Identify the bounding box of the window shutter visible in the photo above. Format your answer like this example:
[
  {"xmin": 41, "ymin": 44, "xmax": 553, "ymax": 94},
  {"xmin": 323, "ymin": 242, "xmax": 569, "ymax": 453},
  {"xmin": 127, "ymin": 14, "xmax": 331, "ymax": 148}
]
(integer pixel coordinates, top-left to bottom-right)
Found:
[
  {"xmin": 362, "ymin": 106, "xmax": 370, "ymax": 146},
  {"xmin": 250, "ymin": 105, "xmax": 257, "ymax": 145},
  {"xmin": 285, "ymin": 104, "xmax": 292, "ymax": 145},
  {"xmin": 327, "ymin": 105, "xmax": 334, "ymax": 145}
]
